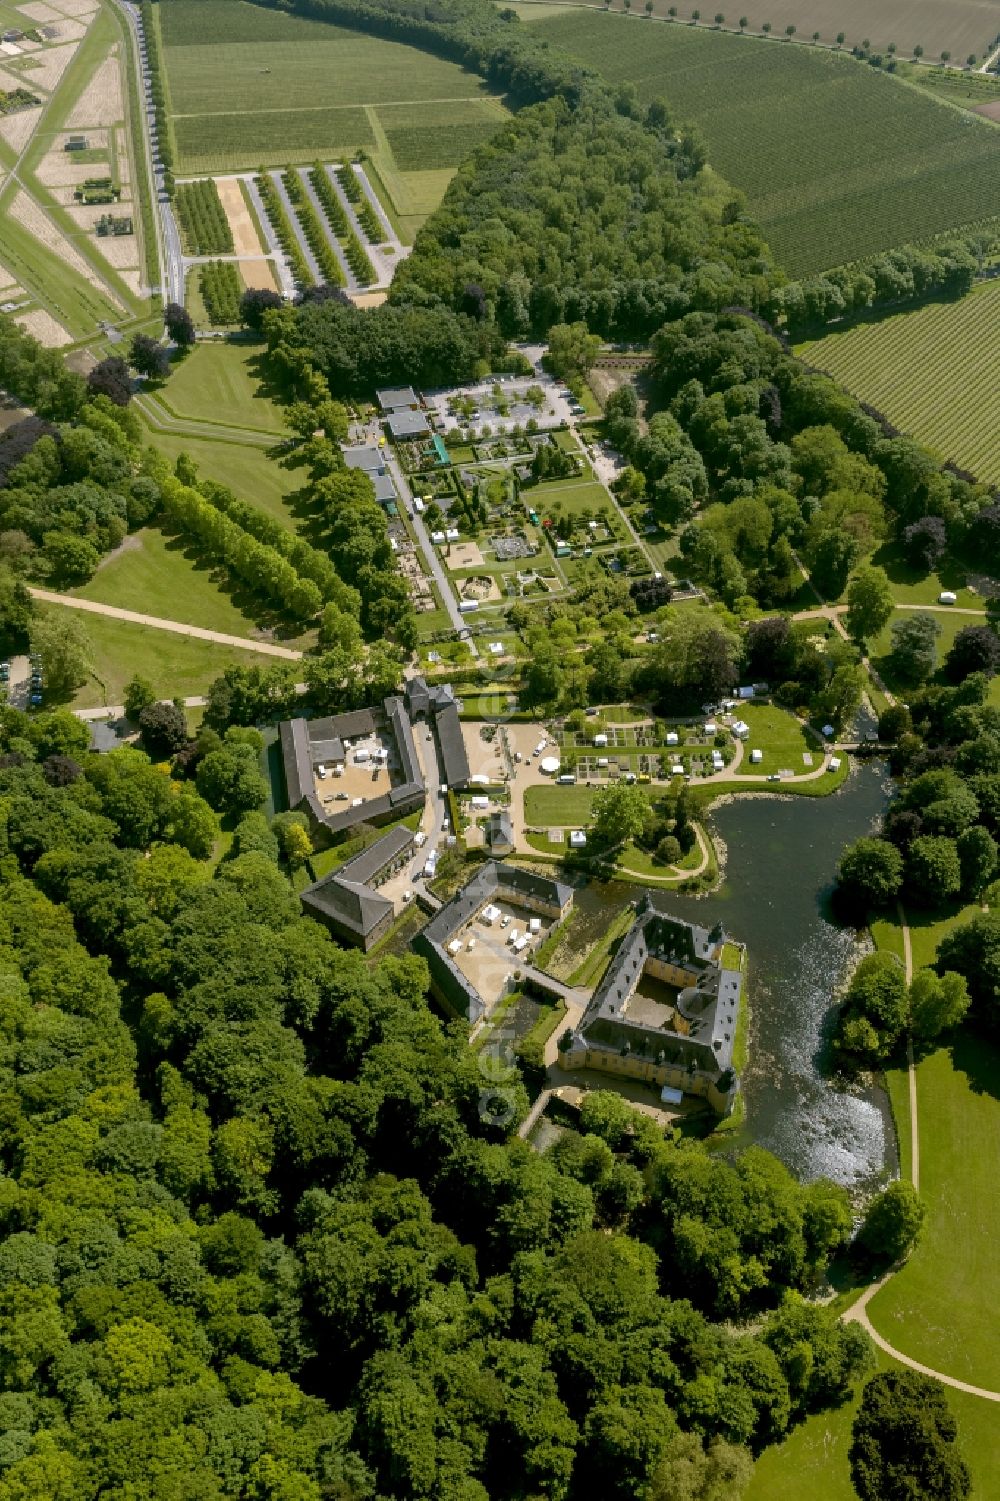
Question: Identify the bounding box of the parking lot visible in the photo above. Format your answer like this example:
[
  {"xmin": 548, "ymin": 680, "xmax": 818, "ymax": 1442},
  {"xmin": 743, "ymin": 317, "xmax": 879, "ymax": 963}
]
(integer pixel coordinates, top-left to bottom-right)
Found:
[{"xmin": 423, "ymin": 374, "xmax": 578, "ymax": 439}]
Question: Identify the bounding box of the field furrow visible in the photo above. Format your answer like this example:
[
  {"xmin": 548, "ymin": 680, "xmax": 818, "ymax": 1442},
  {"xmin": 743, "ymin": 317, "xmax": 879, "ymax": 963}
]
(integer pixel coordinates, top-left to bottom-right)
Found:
[{"xmin": 798, "ymin": 281, "xmax": 1000, "ymax": 483}]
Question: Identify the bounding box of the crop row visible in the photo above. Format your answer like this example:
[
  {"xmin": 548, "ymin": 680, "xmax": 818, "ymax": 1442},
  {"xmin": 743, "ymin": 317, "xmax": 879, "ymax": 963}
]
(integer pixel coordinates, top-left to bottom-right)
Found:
[
  {"xmin": 309, "ymin": 166, "xmax": 376, "ymax": 286},
  {"xmin": 199, "ymin": 260, "xmax": 241, "ymax": 325},
  {"xmin": 281, "ymin": 169, "xmax": 345, "ymax": 287},
  {"xmin": 174, "ymin": 178, "xmax": 233, "ymax": 255},
  {"xmin": 805, "ymin": 287, "xmax": 1000, "ymax": 481},
  {"xmin": 255, "ymin": 171, "xmax": 313, "ymax": 289}
]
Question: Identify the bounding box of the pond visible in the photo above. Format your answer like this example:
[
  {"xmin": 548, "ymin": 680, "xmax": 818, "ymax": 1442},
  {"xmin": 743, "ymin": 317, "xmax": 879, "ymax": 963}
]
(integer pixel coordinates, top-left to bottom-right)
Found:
[{"xmin": 573, "ymin": 759, "xmax": 896, "ymax": 1188}]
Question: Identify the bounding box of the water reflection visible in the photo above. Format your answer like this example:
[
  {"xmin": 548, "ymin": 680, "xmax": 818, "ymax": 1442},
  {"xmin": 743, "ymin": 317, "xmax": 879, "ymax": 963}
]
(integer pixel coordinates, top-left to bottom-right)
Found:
[{"xmin": 577, "ymin": 761, "xmax": 896, "ymax": 1187}]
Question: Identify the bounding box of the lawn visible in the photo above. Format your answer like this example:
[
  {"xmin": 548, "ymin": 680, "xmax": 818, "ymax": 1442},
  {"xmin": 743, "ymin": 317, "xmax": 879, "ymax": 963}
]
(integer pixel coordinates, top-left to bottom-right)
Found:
[
  {"xmin": 531, "ymin": 478, "xmax": 611, "ymax": 516},
  {"xmin": 523, "ymin": 783, "xmax": 599, "ymax": 826},
  {"xmin": 37, "ymin": 606, "xmax": 275, "ymax": 710},
  {"xmin": 868, "ymin": 539, "xmax": 982, "ymax": 611},
  {"xmin": 159, "ymin": 0, "xmax": 508, "ymax": 191},
  {"xmin": 159, "ymin": 342, "xmax": 288, "ymax": 435},
  {"xmin": 867, "ymin": 1037, "xmax": 1000, "ymax": 1391},
  {"xmin": 520, "ymin": 10, "xmax": 1000, "ymax": 275},
  {"xmin": 748, "ymin": 1342, "xmax": 1000, "ymax": 1501},
  {"xmin": 798, "ymin": 281, "xmax": 1000, "ymax": 485},
  {"xmin": 72, "ymin": 528, "xmax": 269, "ymax": 637},
  {"xmin": 138, "ymin": 428, "xmax": 302, "ymax": 530},
  {"xmin": 740, "ymin": 702, "xmax": 819, "ymax": 772},
  {"xmin": 871, "ymin": 607, "xmax": 1000, "ymax": 707}
]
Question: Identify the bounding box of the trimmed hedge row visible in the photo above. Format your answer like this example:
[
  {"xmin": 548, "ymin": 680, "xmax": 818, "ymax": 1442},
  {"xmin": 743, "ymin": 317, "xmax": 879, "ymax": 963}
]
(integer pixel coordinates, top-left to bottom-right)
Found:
[
  {"xmin": 281, "ymin": 168, "xmax": 345, "ymax": 287},
  {"xmin": 256, "ymin": 171, "xmax": 313, "ymax": 289},
  {"xmin": 175, "ymin": 178, "xmax": 234, "ymax": 256},
  {"xmin": 139, "ymin": 1, "xmax": 173, "ymax": 195},
  {"xmin": 199, "ymin": 261, "xmax": 242, "ymax": 325},
  {"xmin": 308, "ymin": 166, "xmax": 376, "ymax": 286},
  {"xmin": 197, "ymin": 477, "xmax": 345, "ymax": 603},
  {"xmin": 161, "ymin": 475, "xmax": 322, "ymax": 623}
]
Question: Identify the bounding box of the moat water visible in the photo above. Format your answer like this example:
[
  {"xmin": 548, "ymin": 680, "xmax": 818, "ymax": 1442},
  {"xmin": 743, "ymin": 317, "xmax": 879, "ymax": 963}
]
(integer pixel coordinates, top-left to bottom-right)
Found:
[{"xmin": 573, "ymin": 757, "xmax": 897, "ymax": 1188}]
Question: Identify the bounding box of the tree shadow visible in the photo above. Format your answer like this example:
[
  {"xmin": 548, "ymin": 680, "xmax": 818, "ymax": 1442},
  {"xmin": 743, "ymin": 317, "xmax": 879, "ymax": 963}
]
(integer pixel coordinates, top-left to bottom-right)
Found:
[
  {"xmin": 869, "ymin": 540, "xmax": 967, "ymax": 596},
  {"xmin": 158, "ymin": 531, "xmax": 307, "ymax": 642},
  {"xmin": 946, "ymin": 1029, "xmax": 1000, "ymax": 1103}
]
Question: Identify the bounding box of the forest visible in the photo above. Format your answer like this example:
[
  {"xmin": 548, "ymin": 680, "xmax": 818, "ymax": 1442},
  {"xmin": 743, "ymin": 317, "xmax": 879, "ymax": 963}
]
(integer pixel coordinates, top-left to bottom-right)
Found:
[{"xmin": 0, "ymin": 701, "xmax": 877, "ymax": 1497}]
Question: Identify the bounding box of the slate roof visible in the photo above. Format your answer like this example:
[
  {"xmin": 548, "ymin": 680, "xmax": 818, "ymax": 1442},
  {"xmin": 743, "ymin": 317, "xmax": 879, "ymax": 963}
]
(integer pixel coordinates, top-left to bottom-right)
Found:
[
  {"xmin": 574, "ymin": 897, "xmax": 739, "ymax": 1078},
  {"xmin": 300, "ymin": 824, "xmax": 414, "ymax": 941},
  {"xmin": 342, "ymin": 444, "xmax": 385, "ymax": 471},
  {"xmin": 404, "ymin": 677, "xmax": 469, "ymax": 788},
  {"xmin": 88, "ymin": 718, "xmax": 130, "ymax": 753},
  {"xmin": 279, "ymin": 699, "xmax": 424, "ymax": 836},
  {"xmin": 413, "ymin": 861, "xmax": 573, "ymax": 1020},
  {"xmin": 370, "ymin": 470, "xmax": 398, "ymax": 504},
  {"xmin": 487, "ymin": 810, "xmax": 514, "ymax": 847}
]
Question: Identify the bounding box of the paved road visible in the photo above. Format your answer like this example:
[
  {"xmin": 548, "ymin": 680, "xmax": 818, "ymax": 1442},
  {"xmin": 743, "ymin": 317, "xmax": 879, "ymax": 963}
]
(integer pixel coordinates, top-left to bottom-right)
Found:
[
  {"xmin": 28, "ymin": 589, "xmax": 303, "ymax": 660},
  {"xmin": 116, "ymin": 0, "xmax": 180, "ymax": 302},
  {"xmin": 383, "ymin": 448, "xmax": 479, "ymax": 653}
]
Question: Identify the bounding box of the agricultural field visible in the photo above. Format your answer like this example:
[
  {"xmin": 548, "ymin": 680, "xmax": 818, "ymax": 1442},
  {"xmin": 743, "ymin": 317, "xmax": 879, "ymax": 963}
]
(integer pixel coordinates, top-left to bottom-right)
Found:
[
  {"xmin": 798, "ymin": 281, "xmax": 1000, "ymax": 485},
  {"xmin": 518, "ymin": 8, "xmax": 1000, "ymax": 275},
  {"xmin": 156, "ymin": 0, "xmax": 509, "ymax": 237},
  {"xmin": 558, "ymin": 0, "xmax": 1000, "ymax": 63},
  {"xmin": 0, "ymin": 0, "xmax": 154, "ymax": 342}
]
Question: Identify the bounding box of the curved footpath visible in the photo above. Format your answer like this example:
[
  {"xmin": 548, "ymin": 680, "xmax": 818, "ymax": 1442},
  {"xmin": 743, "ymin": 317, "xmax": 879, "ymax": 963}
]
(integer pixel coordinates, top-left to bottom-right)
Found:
[
  {"xmin": 29, "ymin": 588, "xmax": 304, "ymax": 660},
  {"xmin": 841, "ymin": 905, "xmax": 1000, "ymax": 1401}
]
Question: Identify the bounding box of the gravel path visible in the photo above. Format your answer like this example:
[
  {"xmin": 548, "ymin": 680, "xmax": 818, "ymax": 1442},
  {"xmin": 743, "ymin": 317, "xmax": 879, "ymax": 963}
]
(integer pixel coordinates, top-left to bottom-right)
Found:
[{"xmin": 29, "ymin": 588, "xmax": 303, "ymax": 659}]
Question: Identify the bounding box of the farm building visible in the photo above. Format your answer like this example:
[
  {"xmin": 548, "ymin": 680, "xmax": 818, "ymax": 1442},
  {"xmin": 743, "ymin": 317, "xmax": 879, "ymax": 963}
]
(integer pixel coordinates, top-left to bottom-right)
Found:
[
  {"xmin": 342, "ymin": 442, "xmax": 398, "ymax": 503},
  {"xmin": 404, "ymin": 676, "xmax": 470, "ymax": 789},
  {"xmin": 413, "ymin": 862, "xmax": 573, "ymax": 1021},
  {"xmin": 486, "ymin": 810, "xmax": 515, "ymax": 855},
  {"xmin": 65, "ymin": 135, "xmax": 88, "ymax": 152},
  {"xmin": 279, "ymin": 693, "xmax": 424, "ymax": 844}
]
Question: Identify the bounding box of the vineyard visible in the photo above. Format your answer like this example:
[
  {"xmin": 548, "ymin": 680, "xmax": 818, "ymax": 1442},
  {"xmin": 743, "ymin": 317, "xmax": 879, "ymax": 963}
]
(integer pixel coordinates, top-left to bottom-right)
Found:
[
  {"xmin": 525, "ymin": 10, "xmax": 1000, "ymax": 275},
  {"xmin": 799, "ymin": 281, "xmax": 1000, "ymax": 484},
  {"xmin": 160, "ymin": 1, "xmax": 507, "ymax": 175},
  {"xmin": 199, "ymin": 261, "xmax": 243, "ymax": 325},
  {"xmin": 174, "ymin": 178, "xmax": 234, "ymax": 256}
]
